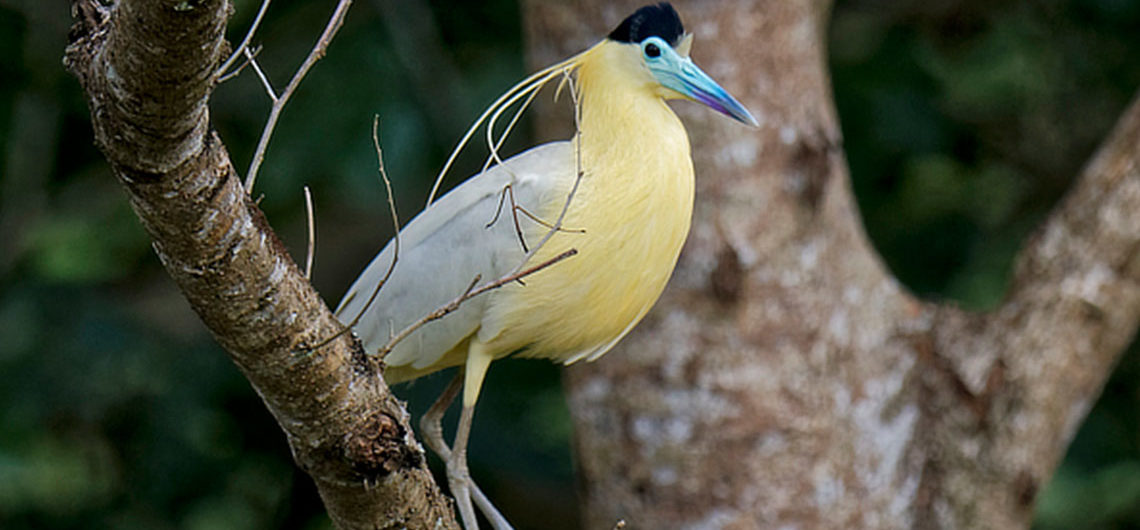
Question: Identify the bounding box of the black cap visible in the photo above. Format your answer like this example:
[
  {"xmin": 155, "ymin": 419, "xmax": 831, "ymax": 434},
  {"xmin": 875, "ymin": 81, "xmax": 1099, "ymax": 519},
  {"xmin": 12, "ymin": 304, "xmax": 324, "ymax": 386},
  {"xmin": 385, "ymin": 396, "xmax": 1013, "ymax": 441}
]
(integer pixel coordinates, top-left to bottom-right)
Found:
[{"xmin": 607, "ymin": 3, "xmax": 685, "ymax": 47}]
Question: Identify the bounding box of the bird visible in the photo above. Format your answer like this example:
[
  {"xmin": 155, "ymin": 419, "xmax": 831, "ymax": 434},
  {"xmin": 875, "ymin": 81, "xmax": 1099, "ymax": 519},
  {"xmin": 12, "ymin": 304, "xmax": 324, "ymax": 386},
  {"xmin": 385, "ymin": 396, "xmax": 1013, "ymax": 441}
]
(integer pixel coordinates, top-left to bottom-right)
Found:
[{"xmin": 336, "ymin": 3, "xmax": 756, "ymax": 528}]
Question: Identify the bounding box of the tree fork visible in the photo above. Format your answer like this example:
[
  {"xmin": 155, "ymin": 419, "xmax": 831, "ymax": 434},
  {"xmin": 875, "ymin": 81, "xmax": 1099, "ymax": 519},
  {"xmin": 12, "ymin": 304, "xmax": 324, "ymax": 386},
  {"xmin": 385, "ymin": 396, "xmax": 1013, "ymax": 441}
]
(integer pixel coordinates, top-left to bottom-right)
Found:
[{"xmin": 527, "ymin": 0, "xmax": 1140, "ymax": 528}]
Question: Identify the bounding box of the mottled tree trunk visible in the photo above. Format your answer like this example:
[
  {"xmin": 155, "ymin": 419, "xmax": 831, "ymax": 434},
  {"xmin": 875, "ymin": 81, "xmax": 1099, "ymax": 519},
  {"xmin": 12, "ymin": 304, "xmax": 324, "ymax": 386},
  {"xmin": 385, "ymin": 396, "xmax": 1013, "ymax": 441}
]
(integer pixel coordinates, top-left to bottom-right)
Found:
[{"xmin": 525, "ymin": 1, "xmax": 1140, "ymax": 528}]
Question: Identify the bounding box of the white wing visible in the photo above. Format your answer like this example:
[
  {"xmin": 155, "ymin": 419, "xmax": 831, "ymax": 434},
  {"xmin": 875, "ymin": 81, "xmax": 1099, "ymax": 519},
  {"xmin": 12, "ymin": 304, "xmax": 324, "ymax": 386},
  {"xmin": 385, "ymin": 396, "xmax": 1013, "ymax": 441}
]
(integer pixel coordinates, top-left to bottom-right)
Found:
[{"xmin": 335, "ymin": 141, "xmax": 574, "ymax": 371}]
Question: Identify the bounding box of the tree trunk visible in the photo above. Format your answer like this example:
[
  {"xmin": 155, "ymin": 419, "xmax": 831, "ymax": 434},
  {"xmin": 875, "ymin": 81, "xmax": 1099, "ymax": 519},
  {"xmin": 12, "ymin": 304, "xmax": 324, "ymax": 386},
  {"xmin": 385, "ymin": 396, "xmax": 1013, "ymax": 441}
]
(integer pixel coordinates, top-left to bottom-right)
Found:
[
  {"xmin": 525, "ymin": 1, "xmax": 1140, "ymax": 528},
  {"xmin": 63, "ymin": 1, "xmax": 457, "ymax": 528}
]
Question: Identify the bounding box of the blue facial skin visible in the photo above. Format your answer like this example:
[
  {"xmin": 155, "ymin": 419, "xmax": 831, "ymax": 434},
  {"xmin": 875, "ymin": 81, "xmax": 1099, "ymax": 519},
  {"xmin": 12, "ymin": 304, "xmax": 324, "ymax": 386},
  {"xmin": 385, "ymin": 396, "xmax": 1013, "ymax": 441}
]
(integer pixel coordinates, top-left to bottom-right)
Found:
[{"xmin": 640, "ymin": 36, "xmax": 759, "ymax": 126}]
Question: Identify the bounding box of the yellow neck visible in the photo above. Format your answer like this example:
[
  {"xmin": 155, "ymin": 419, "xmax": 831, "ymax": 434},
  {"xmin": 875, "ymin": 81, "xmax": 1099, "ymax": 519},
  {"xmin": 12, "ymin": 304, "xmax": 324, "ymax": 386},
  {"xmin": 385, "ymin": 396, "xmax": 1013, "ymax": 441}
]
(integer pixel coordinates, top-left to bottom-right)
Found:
[
  {"xmin": 573, "ymin": 41, "xmax": 692, "ymax": 195},
  {"xmin": 482, "ymin": 40, "xmax": 696, "ymax": 362}
]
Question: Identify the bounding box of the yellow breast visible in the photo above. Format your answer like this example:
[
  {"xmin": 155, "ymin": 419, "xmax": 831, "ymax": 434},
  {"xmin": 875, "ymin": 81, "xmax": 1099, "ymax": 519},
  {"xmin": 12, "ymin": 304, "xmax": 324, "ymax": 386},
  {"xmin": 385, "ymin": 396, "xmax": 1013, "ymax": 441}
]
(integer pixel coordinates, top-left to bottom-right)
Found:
[{"xmin": 479, "ymin": 41, "xmax": 695, "ymax": 364}]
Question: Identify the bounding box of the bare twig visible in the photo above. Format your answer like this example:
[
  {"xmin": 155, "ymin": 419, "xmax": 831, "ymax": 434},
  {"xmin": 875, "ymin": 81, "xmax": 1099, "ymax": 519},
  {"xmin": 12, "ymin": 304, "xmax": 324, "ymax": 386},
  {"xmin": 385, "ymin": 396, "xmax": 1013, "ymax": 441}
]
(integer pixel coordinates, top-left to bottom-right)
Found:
[
  {"xmin": 507, "ymin": 71, "xmax": 585, "ymax": 278},
  {"xmin": 218, "ymin": 45, "xmax": 264, "ymax": 84},
  {"xmin": 514, "ymin": 205, "xmax": 585, "ymax": 234},
  {"xmin": 486, "ymin": 183, "xmax": 585, "ymax": 253},
  {"xmin": 303, "ymin": 185, "xmax": 315, "ymax": 280},
  {"xmin": 344, "ymin": 116, "xmax": 403, "ymax": 329},
  {"xmin": 311, "ymin": 116, "xmax": 402, "ymax": 352},
  {"xmin": 217, "ymin": 0, "xmax": 273, "ymax": 79},
  {"xmin": 246, "ymin": 47, "xmax": 278, "ymax": 99},
  {"xmin": 243, "ymin": 0, "xmax": 354, "ymax": 194},
  {"xmin": 487, "ymin": 183, "xmax": 531, "ymax": 252},
  {"xmin": 378, "ymin": 248, "xmax": 578, "ymax": 356}
]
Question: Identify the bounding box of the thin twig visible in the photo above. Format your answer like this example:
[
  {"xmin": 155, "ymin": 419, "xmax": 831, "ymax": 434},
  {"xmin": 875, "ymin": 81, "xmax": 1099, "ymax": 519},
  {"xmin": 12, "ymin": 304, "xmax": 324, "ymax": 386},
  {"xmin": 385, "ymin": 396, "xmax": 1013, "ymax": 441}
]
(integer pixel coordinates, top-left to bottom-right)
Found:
[
  {"xmin": 218, "ymin": 45, "xmax": 264, "ymax": 84},
  {"xmin": 378, "ymin": 248, "xmax": 578, "ymax": 356},
  {"xmin": 217, "ymin": 0, "xmax": 273, "ymax": 79},
  {"xmin": 303, "ymin": 185, "xmax": 315, "ymax": 280},
  {"xmin": 507, "ymin": 70, "xmax": 585, "ymax": 278},
  {"xmin": 487, "ymin": 184, "xmax": 530, "ymax": 252},
  {"xmin": 514, "ymin": 205, "xmax": 585, "ymax": 234},
  {"xmin": 344, "ymin": 116, "xmax": 403, "ymax": 329},
  {"xmin": 245, "ymin": 47, "xmax": 278, "ymax": 100},
  {"xmin": 310, "ymin": 116, "xmax": 403, "ymax": 353},
  {"xmin": 486, "ymin": 183, "xmax": 585, "ymax": 253},
  {"xmin": 498, "ymin": 184, "xmax": 585, "ymax": 234},
  {"xmin": 244, "ymin": 0, "xmax": 354, "ymax": 194}
]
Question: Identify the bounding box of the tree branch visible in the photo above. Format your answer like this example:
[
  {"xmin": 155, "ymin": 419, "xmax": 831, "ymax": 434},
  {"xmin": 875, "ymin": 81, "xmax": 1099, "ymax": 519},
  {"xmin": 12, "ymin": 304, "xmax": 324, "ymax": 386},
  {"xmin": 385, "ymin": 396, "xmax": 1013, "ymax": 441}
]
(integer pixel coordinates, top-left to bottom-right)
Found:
[
  {"xmin": 928, "ymin": 93, "xmax": 1140, "ymax": 525},
  {"xmin": 63, "ymin": 1, "xmax": 457, "ymax": 528}
]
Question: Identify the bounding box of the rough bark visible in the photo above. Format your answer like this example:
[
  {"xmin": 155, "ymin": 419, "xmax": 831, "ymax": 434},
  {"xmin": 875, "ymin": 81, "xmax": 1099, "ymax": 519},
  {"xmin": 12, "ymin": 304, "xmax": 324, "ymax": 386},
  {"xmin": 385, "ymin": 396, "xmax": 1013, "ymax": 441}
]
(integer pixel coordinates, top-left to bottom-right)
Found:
[
  {"xmin": 63, "ymin": 1, "xmax": 458, "ymax": 528},
  {"xmin": 525, "ymin": 1, "xmax": 1140, "ymax": 528}
]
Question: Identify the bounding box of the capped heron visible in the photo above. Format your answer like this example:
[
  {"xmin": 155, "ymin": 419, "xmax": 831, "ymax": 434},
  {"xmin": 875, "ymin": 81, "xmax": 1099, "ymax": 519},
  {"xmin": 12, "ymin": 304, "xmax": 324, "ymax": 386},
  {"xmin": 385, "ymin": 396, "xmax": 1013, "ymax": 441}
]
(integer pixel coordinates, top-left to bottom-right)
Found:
[{"xmin": 336, "ymin": 3, "xmax": 756, "ymax": 528}]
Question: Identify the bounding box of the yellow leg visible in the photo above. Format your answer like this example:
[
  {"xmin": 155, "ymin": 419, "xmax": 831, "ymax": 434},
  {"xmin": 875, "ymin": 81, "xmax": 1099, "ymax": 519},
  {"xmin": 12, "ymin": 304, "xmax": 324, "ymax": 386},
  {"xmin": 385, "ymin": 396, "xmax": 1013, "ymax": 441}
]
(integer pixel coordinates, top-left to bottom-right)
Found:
[{"xmin": 463, "ymin": 339, "xmax": 494, "ymax": 408}]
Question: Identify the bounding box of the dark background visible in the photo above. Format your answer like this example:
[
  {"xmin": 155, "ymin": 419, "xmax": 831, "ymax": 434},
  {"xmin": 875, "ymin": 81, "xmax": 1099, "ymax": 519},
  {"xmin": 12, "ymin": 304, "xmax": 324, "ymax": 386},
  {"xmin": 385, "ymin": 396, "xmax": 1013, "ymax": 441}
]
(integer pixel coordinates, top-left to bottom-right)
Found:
[{"xmin": 2, "ymin": 0, "xmax": 1139, "ymax": 528}]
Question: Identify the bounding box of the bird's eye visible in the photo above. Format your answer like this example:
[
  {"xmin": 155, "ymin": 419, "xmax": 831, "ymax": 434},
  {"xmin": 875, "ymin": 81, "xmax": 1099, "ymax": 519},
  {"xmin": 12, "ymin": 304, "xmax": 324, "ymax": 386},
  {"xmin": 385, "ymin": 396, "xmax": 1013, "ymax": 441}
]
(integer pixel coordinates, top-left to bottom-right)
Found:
[{"xmin": 644, "ymin": 42, "xmax": 661, "ymax": 58}]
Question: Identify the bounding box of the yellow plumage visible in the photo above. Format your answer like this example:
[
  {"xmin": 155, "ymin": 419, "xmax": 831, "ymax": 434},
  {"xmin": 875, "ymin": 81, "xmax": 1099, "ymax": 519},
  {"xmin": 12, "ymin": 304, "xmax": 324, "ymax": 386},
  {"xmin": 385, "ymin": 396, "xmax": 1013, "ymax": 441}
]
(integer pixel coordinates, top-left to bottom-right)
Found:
[{"xmin": 375, "ymin": 41, "xmax": 694, "ymax": 396}]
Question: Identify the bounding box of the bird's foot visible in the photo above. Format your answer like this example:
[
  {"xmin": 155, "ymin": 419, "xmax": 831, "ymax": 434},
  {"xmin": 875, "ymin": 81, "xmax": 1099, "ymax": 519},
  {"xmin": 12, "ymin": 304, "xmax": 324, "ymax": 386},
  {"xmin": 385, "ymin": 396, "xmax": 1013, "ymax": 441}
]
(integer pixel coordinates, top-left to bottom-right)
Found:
[
  {"xmin": 445, "ymin": 450, "xmax": 515, "ymax": 530},
  {"xmin": 471, "ymin": 486, "xmax": 515, "ymax": 530},
  {"xmin": 447, "ymin": 449, "xmax": 480, "ymax": 529}
]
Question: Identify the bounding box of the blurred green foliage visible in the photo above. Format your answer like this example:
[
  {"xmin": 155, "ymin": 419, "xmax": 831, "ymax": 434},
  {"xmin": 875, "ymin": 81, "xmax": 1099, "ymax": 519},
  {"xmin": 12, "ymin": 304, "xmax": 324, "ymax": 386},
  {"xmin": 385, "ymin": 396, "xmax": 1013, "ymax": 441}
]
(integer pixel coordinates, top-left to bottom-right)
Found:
[{"xmin": 0, "ymin": 0, "xmax": 1138, "ymax": 528}]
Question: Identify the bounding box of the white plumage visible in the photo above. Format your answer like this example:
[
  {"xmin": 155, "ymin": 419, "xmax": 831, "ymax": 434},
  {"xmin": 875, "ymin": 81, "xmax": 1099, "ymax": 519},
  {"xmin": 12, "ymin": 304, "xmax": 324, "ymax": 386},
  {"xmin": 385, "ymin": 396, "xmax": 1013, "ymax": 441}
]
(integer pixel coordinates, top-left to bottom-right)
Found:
[{"xmin": 335, "ymin": 142, "xmax": 574, "ymax": 379}]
